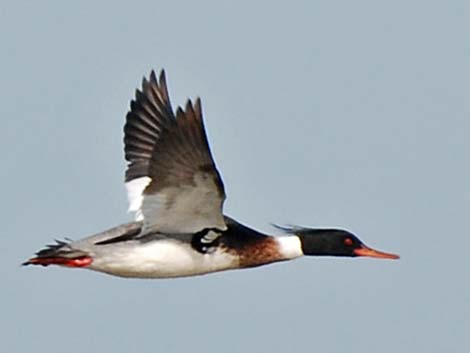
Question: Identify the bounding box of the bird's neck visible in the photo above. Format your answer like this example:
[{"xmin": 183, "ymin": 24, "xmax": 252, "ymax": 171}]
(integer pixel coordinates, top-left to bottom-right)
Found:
[{"xmin": 275, "ymin": 236, "xmax": 304, "ymax": 260}]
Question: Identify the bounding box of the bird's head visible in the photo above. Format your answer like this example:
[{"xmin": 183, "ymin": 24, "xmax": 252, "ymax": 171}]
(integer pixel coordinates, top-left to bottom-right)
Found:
[{"xmin": 278, "ymin": 226, "xmax": 399, "ymax": 259}]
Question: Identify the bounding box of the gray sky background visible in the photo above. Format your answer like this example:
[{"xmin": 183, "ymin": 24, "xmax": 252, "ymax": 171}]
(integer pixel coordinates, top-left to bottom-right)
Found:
[{"xmin": 2, "ymin": 1, "xmax": 469, "ymax": 352}]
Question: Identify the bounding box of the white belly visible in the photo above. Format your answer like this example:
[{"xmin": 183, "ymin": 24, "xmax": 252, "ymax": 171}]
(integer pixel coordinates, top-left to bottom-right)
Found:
[{"xmin": 88, "ymin": 239, "xmax": 238, "ymax": 278}]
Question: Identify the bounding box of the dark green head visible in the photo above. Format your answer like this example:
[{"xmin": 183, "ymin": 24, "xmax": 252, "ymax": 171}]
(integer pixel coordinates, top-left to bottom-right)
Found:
[{"xmin": 281, "ymin": 226, "xmax": 399, "ymax": 259}]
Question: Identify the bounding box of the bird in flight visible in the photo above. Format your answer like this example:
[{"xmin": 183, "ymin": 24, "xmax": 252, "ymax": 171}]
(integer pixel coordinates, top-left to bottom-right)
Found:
[{"xmin": 24, "ymin": 70, "xmax": 399, "ymax": 278}]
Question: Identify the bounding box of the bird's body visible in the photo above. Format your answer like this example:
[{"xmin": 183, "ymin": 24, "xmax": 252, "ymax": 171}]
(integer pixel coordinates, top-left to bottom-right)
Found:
[
  {"xmin": 31, "ymin": 218, "xmax": 302, "ymax": 278},
  {"xmin": 24, "ymin": 70, "xmax": 398, "ymax": 278}
]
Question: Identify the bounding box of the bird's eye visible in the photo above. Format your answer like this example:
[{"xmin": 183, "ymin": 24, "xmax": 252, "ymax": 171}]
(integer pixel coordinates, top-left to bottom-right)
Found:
[{"xmin": 344, "ymin": 238, "xmax": 353, "ymax": 246}]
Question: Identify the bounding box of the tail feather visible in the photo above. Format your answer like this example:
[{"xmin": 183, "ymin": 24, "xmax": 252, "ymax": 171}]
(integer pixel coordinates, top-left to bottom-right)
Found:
[{"xmin": 23, "ymin": 240, "xmax": 92, "ymax": 268}]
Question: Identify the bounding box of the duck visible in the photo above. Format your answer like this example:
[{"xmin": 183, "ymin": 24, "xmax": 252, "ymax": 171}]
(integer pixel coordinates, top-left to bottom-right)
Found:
[{"xmin": 23, "ymin": 70, "xmax": 399, "ymax": 278}]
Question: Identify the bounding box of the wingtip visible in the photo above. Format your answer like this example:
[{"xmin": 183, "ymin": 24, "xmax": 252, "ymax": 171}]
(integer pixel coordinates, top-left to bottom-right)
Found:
[
  {"xmin": 148, "ymin": 69, "xmax": 167, "ymax": 87},
  {"xmin": 159, "ymin": 69, "xmax": 166, "ymax": 83},
  {"xmin": 194, "ymin": 97, "xmax": 202, "ymax": 112},
  {"xmin": 176, "ymin": 106, "xmax": 185, "ymax": 117},
  {"xmin": 147, "ymin": 69, "xmax": 170, "ymax": 102},
  {"xmin": 185, "ymin": 99, "xmax": 194, "ymax": 111},
  {"xmin": 149, "ymin": 70, "xmax": 158, "ymax": 84}
]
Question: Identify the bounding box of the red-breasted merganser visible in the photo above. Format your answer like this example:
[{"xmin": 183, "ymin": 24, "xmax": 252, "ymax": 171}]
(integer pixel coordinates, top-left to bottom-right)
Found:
[{"xmin": 24, "ymin": 70, "xmax": 399, "ymax": 278}]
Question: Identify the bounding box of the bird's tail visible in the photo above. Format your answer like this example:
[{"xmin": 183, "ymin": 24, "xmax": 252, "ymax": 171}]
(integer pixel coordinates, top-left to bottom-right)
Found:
[{"xmin": 23, "ymin": 240, "xmax": 92, "ymax": 267}]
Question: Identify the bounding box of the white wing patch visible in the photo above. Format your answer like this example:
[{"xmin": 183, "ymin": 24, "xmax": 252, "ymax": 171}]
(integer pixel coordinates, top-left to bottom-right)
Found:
[{"xmin": 125, "ymin": 177, "xmax": 152, "ymax": 221}]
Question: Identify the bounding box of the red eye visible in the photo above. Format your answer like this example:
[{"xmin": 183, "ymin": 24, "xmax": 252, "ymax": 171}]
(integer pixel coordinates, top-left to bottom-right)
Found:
[{"xmin": 344, "ymin": 238, "xmax": 353, "ymax": 246}]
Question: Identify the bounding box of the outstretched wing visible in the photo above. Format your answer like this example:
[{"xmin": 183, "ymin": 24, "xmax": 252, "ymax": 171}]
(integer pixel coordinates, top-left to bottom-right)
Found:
[{"xmin": 124, "ymin": 70, "xmax": 226, "ymax": 233}]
